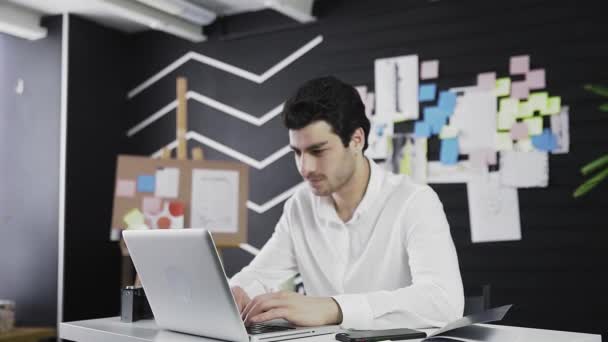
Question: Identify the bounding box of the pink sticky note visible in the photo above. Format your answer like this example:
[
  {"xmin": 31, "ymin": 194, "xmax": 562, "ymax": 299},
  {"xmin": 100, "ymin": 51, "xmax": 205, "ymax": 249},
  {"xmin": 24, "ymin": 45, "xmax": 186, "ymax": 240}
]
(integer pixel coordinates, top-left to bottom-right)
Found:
[
  {"xmin": 526, "ymin": 69, "xmax": 546, "ymax": 89},
  {"xmin": 477, "ymin": 72, "xmax": 496, "ymax": 90},
  {"xmin": 486, "ymin": 150, "xmax": 497, "ymax": 166},
  {"xmin": 420, "ymin": 60, "xmax": 439, "ymax": 79},
  {"xmin": 469, "ymin": 150, "xmax": 487, "ymax": 168},
  {"xmin": 469, "ymin": 148, "xmax": 496, "ymax": 168},
  {"xmin": 510, "ymin": 55, "xmax": 530, "ymax": 75},
  {"xmin": 510, "ymin": 122, "xmax": 529, "ymax": 140},
  {"xmin": 142, "ymin": 197, "xmax": 163, "ymax": 214},
  {"xmin": 511, "ymin": 80, "xmax": 529, "ymax": 99},
  {"xmin": 116, "ymin": 179, "xmax": 136, "ymax": 197}
]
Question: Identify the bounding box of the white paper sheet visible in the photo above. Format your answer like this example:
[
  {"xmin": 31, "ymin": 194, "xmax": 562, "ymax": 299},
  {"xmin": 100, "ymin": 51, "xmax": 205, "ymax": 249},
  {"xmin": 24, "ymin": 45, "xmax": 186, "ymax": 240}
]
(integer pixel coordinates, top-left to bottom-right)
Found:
[
  {"xmin": 499, "ymin": 151, "xmax": 549, "ymax": 188},
  {"xmin": 449, "ymin": 89, "xmax": 497, "ymax": 155},
  {"xmin": 154, "ymin": 167, "xmax": 180, "ymax": 198},
  {"xmin": 355, "ymin": 85, "xmax": 375, "ymax": 119},
  {"xmin": 427, "ymin": 161, "xmax": 477, "ymax": 184},
  {"xmin": 190, "ymin": 169, "xmax": 239, "ymax": 233},
  {"xmin": 467, "ymin": 172, "xmax": 521, "ymax": 243},
  {"xmin": 365, "ymin": 117, "xmax": 394, "ymax": 159},
  {"xmin": 374, "ymin": 55, "xmax": 419, "ymax": 121},
  {"xmin": 550, "ymin": 106, "xmax": 570, "ymax": 154}
]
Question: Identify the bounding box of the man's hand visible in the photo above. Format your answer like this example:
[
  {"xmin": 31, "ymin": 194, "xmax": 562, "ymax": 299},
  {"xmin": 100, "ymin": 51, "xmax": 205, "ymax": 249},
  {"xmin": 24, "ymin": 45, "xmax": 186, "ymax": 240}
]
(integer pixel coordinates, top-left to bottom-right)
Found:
[
  {"xmin": 231, "ymin": 286, "xmax": 251, "ymax": 313},
  {"xmin": 241, "ymin": 291, "xmax": 343, "ymax": 327}
]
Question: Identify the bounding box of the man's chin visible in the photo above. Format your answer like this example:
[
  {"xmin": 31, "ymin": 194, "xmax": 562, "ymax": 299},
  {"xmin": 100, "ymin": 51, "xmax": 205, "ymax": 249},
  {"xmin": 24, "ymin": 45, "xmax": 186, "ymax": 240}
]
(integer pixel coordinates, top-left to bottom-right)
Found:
[{"xmin": 308, "ymin": 183, "xmax": 331, "ymax": 196}]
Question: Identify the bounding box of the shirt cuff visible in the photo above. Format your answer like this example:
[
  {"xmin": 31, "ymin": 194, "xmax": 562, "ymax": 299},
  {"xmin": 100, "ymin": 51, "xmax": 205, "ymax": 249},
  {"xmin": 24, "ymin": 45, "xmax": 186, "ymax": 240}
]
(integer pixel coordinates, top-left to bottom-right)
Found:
[{"xmin": 332, "ymin": 293, "xmax": 374, "ymax": 330}]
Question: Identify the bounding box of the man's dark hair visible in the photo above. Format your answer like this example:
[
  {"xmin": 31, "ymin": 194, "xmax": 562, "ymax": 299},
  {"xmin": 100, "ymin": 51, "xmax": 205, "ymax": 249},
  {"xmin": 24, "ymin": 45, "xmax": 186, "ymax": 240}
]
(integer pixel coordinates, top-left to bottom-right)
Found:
[{"xmin": 282, "ymin": 76, "xmax": 370, "ymax": 151}]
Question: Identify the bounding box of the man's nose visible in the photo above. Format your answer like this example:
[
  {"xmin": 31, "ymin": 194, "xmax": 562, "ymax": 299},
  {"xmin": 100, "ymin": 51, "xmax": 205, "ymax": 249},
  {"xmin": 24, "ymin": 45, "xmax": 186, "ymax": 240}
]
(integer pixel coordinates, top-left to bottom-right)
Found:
[{"xmin": 298, "ymin": 153, "xmax": 315, "ymax": 178}]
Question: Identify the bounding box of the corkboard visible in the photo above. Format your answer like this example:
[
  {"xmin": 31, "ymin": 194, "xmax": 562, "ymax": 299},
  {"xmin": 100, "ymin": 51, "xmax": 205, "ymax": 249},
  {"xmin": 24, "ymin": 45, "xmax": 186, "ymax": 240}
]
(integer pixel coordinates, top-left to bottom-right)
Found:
[{"xmin": 110, "ymin": 155, "xmax": 248, "ymax": 247}]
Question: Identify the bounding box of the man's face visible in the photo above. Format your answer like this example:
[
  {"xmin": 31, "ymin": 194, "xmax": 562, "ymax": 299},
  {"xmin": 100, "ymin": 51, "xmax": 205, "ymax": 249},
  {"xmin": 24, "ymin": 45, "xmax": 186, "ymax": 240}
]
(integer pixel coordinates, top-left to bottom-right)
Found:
[{"xmin": 289, "ymin": 121, "xmax": 357, "ymax": 196}]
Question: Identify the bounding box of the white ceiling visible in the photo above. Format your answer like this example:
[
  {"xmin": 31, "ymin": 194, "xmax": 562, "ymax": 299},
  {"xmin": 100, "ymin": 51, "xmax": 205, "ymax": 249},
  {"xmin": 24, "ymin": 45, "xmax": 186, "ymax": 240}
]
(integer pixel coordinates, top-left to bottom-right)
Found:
[{"xmin": 7, "ymin": 0, "xmax": 268, "ymax": 33}]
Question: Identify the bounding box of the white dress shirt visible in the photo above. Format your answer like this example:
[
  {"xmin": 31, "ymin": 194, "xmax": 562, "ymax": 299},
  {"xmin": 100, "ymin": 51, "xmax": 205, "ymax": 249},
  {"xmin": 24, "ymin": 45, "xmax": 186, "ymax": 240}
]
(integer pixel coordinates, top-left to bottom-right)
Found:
[{"xmin": 229, "ymin": 159, "xmax": 464, "ymax": 330}]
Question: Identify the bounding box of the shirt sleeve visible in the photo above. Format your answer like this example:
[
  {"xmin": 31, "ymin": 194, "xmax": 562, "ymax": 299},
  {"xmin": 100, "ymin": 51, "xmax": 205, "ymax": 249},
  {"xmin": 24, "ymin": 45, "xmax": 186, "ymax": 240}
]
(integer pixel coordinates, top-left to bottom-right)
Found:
[
  {"xmin": 333, "ymin": 186, "xmax": 464, "ymax": 330},
  {"xmin": 229, "ymin": 199, "xmax": 299, "ymax": 299}
]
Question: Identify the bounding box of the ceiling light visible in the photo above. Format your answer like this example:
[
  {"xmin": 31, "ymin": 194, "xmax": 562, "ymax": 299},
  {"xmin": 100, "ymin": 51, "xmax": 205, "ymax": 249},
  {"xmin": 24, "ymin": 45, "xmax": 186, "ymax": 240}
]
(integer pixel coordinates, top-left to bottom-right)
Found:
[
  {"xmin": 0, "ymin": 2, "xmax": 47, "ymax": 40},
  {"xmin": 100, "ymin": 0, "xmax": 207, "ymax": 42},
  {"xmin": 135, "ymin": 0, "xmax": 216, "ymax": 26}
]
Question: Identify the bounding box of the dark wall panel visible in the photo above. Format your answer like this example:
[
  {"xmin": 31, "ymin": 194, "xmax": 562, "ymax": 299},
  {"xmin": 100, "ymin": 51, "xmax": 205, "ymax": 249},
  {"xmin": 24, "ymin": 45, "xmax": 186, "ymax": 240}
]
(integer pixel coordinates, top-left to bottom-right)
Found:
[
  {"xmin": 0, "ymin": 16, "xmax": 62, "ymax": 326},
  {"xmin": 62, "ymin": 15, "xmax": 128, "ymax": 322}
]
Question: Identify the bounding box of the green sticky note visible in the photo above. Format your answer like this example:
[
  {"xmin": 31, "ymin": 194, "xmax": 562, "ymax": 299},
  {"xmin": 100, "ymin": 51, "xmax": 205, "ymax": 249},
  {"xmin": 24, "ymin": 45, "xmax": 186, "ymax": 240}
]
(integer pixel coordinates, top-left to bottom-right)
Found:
[
  {"xmin": 528, "ymin": 92, "xmax": 549, "ymax": 113},
  {"xmin": 495, "ymin": 132, "xmax": 514, "ymax": 151},
  {"xmin": 495, "ymin": 77, "xmax": 511, "ymax": 97},
  {"xmin": 400, "ymin": 141, "xmax": 411, "ymax": 175},
  {"xmin": 497, "ymin": 111, "xmax": 516, "ymax": 131},
  {"xmin": 123, "ymin": 208, "xmax": 145, "ymax": 229},
  {"xmin": 516, "ymin": 138, "xmax": 534, "ymax": 152},
  {"xmin": 439, "ymin": 125, "xmax": 459, "ymax": 139},
  {"xmin": 524, "ymin": 116, "xmax": 543, "ymax": 136},
  {"xmin": 542, "ymin": 96, "xmax": 561, "ymax": 115},
  {"xmin": 516, "ymin": 100, "xmax": 534, "ymax": 118},
  {"xmin": 499, "ymin": 98, "xmax": 519, "ymax": 116}
]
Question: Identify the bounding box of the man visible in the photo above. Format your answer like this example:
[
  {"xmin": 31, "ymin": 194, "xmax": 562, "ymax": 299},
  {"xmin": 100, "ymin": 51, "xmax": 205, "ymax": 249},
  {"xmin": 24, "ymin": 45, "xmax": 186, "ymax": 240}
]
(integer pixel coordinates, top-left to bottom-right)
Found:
[{"xmin": 229, "ymin": 76, "xmax": 464, "ymax": 330}]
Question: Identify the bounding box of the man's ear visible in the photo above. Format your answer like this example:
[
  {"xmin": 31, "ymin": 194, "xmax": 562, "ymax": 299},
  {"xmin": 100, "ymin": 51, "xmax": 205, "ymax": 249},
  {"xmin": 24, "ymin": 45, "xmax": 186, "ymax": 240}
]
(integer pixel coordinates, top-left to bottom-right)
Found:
[{"xmin": 350, "ymin": 128, "xmax": 366, "ymax": 152}]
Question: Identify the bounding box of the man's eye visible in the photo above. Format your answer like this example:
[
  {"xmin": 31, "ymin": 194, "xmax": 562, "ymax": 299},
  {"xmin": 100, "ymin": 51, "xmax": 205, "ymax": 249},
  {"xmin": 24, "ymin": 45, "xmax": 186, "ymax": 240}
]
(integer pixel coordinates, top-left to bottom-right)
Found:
[
  {"xmin": 311, "ymin": 149, "xmax": 324, "ymax": 156},
  {"xmin": 293, "ymin": 150, "xmax": 301, "ymax": 156}
]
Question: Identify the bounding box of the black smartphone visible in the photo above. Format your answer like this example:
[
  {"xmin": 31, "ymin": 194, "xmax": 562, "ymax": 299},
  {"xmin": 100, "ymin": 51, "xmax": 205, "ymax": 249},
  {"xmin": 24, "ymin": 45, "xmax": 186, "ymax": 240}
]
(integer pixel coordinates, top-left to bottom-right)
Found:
[{"xmin": 335, "ymin": 328, "xmax": 427, "ymax": 342}]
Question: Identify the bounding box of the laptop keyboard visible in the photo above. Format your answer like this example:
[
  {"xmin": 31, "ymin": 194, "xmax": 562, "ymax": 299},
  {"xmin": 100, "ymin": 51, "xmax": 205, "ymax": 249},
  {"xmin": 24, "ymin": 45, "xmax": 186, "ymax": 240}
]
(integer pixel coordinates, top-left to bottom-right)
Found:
[{"xmin": 246, "ymin": 323, "xmax": 295, "ymax": 335}]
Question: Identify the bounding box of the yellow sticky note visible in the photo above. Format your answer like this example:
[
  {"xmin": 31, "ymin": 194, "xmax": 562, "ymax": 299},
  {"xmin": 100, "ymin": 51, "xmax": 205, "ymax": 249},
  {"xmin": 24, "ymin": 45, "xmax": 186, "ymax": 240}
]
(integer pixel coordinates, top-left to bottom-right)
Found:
[
  {"xmin": 516, "ymin": 138, "xmax": 533, "ymax": 152},
  {"xmin": 524, "ymin": 117, "xmax": 543, "ymax": 136},
  {"xmin": 516, "ymin": 100, "xmax": 533, "ymax": 119},
  {"xmin": 542, "ymin": 96, "xmax": 561, "ymax": 116},
  {"xmin": 499, "ymin": 98, "xmax": 519, "ymax": 117},
  {"xmin": 497, "ymin": 111, "xmax": 516, "ymax": 131},
  {"xmin": 400, "ymin": 140, "xmax": 411, "ymax": 175},
  {"xmin": 528, "ymin": 92, "xmax": 548, "ymax": 113},
  {"xmin": 439, "ymin": 125, "xmax": 459, "ymax": 139},
  {"xmin": 123, "ymin": 208, "xmax": 146, "ymax": 229},
  {"xmin": 495, "ymin": 77, "xmax": 511, "ymax": 97},
  {"xmin": 495, "ymin": 132, "xmax": 514, "ymax": 151}
]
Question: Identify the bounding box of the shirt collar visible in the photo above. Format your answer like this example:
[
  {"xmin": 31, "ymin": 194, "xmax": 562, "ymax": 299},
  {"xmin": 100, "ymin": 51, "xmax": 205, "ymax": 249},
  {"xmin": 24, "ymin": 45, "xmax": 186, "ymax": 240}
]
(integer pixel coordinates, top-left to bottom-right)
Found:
[{"xmin": 317, "ymin": 158, "xmax": 385, "ymax": 224}]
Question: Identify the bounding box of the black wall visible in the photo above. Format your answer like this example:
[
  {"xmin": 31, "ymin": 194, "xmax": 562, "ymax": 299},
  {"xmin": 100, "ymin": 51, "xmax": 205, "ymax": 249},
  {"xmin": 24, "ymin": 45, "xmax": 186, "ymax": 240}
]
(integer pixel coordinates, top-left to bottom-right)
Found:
[
  {"xmin": 0, "ymin": 16, "xmax": 62, "ymax": 326},
  {"xmin": 62, "ymin": 0, "xmax": 608, "ymax": 338},
  {"xmin": 62, "ymin": 15, "xmax": 128, "ymax": 322}
]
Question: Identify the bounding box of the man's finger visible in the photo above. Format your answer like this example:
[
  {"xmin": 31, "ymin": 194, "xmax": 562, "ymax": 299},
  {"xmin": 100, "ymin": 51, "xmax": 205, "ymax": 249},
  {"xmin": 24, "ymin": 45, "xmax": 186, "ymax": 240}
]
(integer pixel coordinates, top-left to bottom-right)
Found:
[
  {"xmin": 244, "ymin": 298, "xmax": 283, "ymax": 325},
  {"xmin": 242, "ymin": 293, "xmax": 282, "ymax": 323},
  {"xmin": 249, "ymin": 308, "xmax": 288, "ymax": 324}
]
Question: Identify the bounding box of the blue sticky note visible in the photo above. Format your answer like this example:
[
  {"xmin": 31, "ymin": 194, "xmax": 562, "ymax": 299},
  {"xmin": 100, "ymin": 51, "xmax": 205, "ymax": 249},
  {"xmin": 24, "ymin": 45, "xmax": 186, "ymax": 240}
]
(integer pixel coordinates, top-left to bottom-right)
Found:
[
  {"xmin": 137, "ymin": 175, "xmax": 155, "ymax": 193},
  {"xmin": 438, "ymin": 91, "xmax": 457, "ymax": 116},
  {"xmin": 440, "ymin": 137, "xmax": 459, "ymax": 165},
  {"xmin": 419, "ymin": 84, "xmax": 437, "ymax": 102},
  {"xmin": 414, "ymin": 121, "xmax": 431, "ymax": 138},
  {"xmin": 424, "ymin": 107, "xmax": 448, "ymax": 135},
  {"xmin": 531, "ymin": 128, "xmax": 557, "ymax": 151}
]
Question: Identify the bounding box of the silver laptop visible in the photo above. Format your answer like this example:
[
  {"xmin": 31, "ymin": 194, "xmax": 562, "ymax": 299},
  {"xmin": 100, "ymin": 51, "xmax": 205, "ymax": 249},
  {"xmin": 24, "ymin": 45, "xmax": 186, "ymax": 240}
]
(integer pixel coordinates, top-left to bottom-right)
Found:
[{"xmin": 123, "ymin": 229, "xmax": 341, "ymax": 342}]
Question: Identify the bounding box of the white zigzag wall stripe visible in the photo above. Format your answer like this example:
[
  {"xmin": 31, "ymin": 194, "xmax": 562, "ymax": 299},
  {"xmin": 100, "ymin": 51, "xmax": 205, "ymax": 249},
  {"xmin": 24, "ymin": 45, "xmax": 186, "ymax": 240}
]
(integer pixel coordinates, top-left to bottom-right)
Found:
[
  {"xmin": 127, "ymin": 91, "xmax": 284, "ymax": 137},
  {"xmin": 128, "ymin": 35, "xmax": 323, "ymax": 99},
  {"xmin": 246, "ymin": 182, "xmax": 304, "ymax": 214},
  {"xmin": 239, "ymin": 243, "xmax": 260, "ymax": 256},
  {"xmin": 128, "ymin": 100, "xmax": 178, "ymax": 136},
  {"xmin": 150, "ymin": 131, "xmax": 292, "ymax": 170}
]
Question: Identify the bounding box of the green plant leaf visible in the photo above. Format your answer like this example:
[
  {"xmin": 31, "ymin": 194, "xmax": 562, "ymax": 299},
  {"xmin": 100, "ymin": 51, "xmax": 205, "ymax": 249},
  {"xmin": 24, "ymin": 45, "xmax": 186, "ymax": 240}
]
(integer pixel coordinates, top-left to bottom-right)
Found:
[
  {"xmin": 600, "ymin": 103, "xmax": 608, "ymax": 112},
  {"xmin": 574, "ymin": 166, "xmax": 608, "ymax": 198},
  {"xmin": 581, "ymin": 154, "xmax": 608, "ymax": 176},
  {"xmin": 585, "ymin": 84, "xmax": 608, "ymax": 97}
]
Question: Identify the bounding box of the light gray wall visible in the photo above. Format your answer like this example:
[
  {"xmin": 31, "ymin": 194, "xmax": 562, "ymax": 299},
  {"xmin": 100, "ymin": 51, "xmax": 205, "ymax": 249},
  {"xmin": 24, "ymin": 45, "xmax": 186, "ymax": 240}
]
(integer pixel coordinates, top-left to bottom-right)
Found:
[{"xmin": 0, "ymin": 16, "xmax": 62, "ymax": 326}]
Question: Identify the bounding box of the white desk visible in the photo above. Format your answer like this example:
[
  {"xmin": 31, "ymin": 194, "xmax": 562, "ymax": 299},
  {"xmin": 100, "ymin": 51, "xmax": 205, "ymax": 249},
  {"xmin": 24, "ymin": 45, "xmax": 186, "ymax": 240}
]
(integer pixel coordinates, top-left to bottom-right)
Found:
[{"xmin": 59, "ymin": 317, "xmax": 601, "ymax": 342}]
